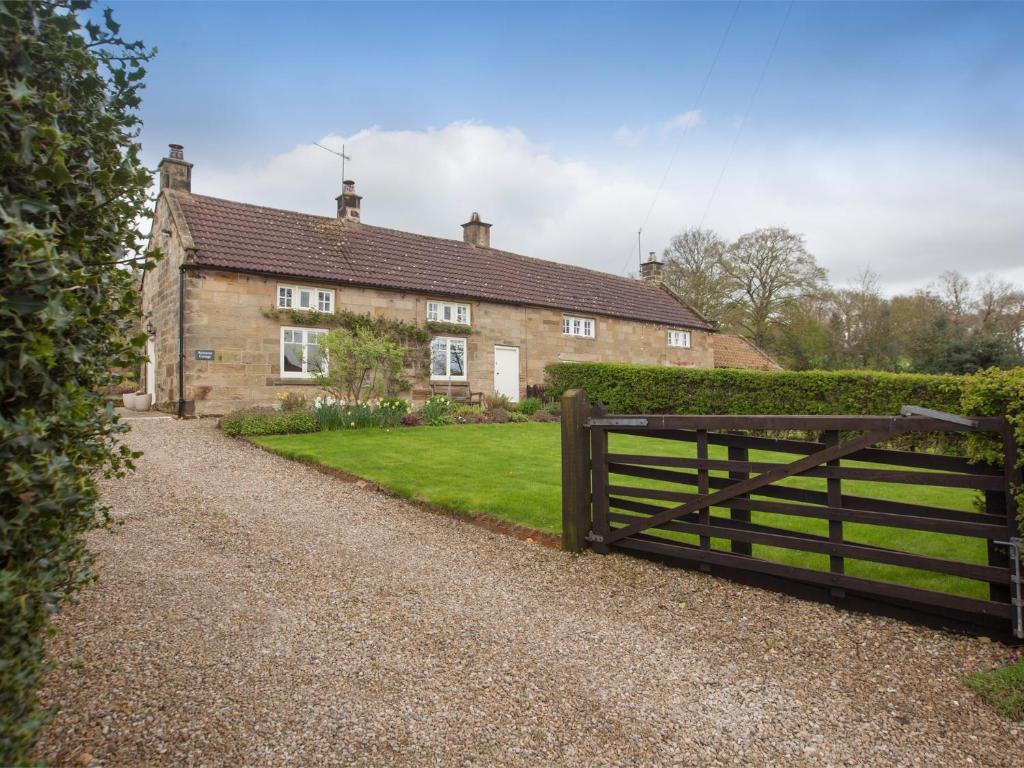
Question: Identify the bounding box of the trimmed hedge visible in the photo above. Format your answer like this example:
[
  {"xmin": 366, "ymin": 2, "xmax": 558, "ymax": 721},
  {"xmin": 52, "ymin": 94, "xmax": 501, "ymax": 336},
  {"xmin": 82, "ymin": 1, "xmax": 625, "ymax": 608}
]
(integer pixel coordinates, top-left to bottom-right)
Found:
[
  {"xmin": 544, "ymin": 363, "xmax": 965, "ymax": 416},
  {"xmin": 220, "ymin": 408, "xmax": 319, "ymax": 437}
]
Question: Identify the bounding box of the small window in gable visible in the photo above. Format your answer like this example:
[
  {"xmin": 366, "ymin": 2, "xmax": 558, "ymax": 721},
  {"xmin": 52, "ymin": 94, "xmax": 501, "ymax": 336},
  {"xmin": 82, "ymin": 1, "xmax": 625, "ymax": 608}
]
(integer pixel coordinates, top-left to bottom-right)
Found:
[{"xmin": 668, "ymin": 330, "xmax": 692, "ymax": 348}]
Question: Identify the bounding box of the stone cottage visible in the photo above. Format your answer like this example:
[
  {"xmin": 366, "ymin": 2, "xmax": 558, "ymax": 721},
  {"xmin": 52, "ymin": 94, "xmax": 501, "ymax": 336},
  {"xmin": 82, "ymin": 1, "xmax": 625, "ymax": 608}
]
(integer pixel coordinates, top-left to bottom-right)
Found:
[{"xmin": 141, "ymin": 144, "xmax": 759, "ymax": 416}]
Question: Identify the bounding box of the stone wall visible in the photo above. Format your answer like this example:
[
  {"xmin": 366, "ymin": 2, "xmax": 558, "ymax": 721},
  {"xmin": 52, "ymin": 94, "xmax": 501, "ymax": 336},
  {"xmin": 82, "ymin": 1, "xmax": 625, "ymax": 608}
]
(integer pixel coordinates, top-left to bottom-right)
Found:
[
  {"xmin": 170, "ymin": 268, "xmax": 713, "ymax": 416},
  {"xmin": 140, "ymin": 194, "xmax": 190, "ymax": 413}
]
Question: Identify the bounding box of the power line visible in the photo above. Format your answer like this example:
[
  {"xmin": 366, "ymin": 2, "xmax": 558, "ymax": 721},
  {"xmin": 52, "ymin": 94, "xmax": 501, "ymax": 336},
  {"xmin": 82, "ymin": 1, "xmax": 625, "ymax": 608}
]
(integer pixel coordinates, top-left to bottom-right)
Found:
[
  {"xmin": 698, "ymin": 0, "xmax": 793, "ymax": 230},
  {"xmin": 618, "ymin": 0, "xmax": 741, "ymax": 275}
]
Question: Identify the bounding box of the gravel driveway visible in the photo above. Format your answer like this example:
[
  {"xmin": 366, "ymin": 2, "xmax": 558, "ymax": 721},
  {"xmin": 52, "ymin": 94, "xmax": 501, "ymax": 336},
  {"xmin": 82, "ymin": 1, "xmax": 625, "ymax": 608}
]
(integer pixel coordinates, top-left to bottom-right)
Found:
[{"xmin": 36, "ymin": 418, "xmax": 1021, "ymax": 766}]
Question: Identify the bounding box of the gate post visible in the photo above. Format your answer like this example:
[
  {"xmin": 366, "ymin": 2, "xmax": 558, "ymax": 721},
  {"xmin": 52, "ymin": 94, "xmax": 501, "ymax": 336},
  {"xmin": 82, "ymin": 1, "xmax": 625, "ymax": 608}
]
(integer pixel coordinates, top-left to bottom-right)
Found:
[{"xmin": 561, "ymin": 389, "xmax": 591, "ymax": 553}]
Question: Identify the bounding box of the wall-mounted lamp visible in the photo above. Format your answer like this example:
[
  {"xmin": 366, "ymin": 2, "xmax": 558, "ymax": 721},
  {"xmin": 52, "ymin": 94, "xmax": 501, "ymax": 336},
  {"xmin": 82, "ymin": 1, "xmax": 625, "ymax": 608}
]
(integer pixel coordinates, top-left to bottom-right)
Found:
[{"xmin": 145, "ymin": 321, "xmax": 156, "ymax": 336}]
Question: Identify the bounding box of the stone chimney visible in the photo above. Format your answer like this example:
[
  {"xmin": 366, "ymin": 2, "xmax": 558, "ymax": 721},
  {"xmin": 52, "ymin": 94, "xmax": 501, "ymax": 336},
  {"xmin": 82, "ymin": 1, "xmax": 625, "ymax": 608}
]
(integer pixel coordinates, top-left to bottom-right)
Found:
[
  {"xmin": 640, "ymin": 251, "xmax": 664, "ymax": 285},
  {"xmin": 336, "ymin": 180, "xmax": 361, "ymax": 223},
  {"xmin": 461, "ymin": 212, "xmax": 491, "ymax": 248},
  {"xmin": 158, "ymin": 144, "xmax": 192, "ymax": 192}
]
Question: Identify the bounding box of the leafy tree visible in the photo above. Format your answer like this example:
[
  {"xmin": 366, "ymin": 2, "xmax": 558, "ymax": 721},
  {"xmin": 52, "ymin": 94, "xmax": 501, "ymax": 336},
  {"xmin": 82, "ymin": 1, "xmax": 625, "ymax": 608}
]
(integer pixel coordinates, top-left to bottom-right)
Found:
[
  {"xmin": 0, "ymin": 2, "xmax": 153, "ymax": 760},
  {"xmin": 314, "ymin": 327, "xmax": 408, "ymax": 404},
  {"xmin": 720, "ymin": 227, "xmax": 827, "ymax": 350},
  {"xmin": 660, "ymin": 227, "xmax": 730, "ymax": 325}
]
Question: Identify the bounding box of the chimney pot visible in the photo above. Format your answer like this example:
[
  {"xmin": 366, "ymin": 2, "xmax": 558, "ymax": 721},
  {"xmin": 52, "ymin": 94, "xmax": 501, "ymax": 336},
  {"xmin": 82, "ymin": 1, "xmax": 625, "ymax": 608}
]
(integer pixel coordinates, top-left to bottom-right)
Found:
[
  {"xmin": 158, "ymin": 143, "xmax": 193, "ymax": 192},
  {"xmin": 462, "ymin": 212, "xmax": 491, "ymax": 248}
]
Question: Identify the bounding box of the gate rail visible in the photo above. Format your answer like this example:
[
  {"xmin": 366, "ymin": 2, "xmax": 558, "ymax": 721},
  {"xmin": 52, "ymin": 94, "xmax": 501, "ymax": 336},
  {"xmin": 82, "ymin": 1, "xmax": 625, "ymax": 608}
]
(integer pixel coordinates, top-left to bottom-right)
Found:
[{"xmin": 560, "ymin": 389, "xmax": 1023, "ymax": 639}]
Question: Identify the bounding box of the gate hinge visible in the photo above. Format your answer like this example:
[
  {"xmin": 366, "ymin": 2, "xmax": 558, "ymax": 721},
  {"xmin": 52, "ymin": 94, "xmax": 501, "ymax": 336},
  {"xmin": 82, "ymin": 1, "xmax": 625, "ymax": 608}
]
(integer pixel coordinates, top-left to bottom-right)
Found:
[{"xmin": 585, "ymin": 532, "xmax": 605, "ymax": 544}]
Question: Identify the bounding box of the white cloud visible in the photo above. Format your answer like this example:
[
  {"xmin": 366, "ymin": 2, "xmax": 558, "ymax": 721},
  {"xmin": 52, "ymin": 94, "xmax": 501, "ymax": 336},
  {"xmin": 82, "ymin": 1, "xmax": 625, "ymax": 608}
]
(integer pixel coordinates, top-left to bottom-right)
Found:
[
  {"xmin": 194, "ymin": 122, "xmax": 1024, "ymax": 291},
  {"xmin": 663, "ymin": 110, "xmax": 703, "ymax": 131},
  {"xmin": 613, "ymin": 109, "xmax": 703, "ymax": 146}
]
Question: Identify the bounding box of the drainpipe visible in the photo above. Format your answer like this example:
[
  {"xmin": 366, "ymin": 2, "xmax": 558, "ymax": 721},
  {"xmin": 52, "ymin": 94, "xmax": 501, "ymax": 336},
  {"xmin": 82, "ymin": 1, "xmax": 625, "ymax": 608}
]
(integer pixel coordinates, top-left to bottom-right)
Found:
[{"xmin": 177, "ymin": 266, "xmax": 186, "ymax": 417}]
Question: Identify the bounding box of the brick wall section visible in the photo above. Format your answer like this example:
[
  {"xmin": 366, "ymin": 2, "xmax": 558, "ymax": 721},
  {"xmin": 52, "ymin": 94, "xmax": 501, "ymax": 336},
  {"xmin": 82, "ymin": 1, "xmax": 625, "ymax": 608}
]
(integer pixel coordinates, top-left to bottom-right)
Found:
[{"xmin": 174, "ymin": 268, "xmax": 713, "ymax": 416}]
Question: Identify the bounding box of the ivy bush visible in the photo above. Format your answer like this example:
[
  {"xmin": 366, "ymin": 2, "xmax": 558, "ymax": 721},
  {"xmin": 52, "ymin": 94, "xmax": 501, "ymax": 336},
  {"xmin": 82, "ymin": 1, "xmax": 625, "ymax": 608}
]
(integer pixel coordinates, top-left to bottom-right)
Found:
[
  {"xmin": 545, "ymin": 363, "xmax": 965, "ymax": 416},
  {"xmin": 0, "ymin": 2, "xmax": 154, "ymax": 760}
]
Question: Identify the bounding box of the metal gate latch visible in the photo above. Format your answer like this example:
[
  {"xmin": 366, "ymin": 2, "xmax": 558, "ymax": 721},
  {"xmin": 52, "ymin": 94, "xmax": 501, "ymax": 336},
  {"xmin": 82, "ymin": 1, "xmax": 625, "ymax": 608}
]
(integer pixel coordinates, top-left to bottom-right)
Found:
[{"xmin": 585, "ymin": 532, "xmax": 605, "ymax": 544}]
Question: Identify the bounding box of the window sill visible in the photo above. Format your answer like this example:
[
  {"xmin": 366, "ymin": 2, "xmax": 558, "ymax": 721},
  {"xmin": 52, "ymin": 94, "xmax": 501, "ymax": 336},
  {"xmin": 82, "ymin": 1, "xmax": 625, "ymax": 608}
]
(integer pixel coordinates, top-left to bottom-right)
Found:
[{"xmin": 265, "ymin": 377, "xmax": 322, "ymax": 386}]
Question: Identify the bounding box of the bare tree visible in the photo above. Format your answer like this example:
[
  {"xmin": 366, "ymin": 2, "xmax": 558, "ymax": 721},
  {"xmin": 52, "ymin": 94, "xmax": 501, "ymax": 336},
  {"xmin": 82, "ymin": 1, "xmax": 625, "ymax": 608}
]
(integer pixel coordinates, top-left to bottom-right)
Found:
[
  {"xmin": 935, "ymin": 270, "xmax": 973, "ymax": 323},
  {"xmin": 660, "ymin": 228, "xmax": 730, "ymax": 325},
  {"xmin": 973, "ymin": 274, "xmax": 1024, "ymax": 334},
  {"xmin": 720, "ymin": 228, "xmax": 827, "ymax": 349}
]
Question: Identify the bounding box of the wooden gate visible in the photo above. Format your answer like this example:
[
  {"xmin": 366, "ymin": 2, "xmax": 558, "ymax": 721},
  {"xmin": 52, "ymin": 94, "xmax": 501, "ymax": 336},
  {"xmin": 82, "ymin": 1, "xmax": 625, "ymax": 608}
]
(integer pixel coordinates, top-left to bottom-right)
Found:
[{"xmin": 560, "ymin": 389, "xmax": 1023, "ymax": 639}]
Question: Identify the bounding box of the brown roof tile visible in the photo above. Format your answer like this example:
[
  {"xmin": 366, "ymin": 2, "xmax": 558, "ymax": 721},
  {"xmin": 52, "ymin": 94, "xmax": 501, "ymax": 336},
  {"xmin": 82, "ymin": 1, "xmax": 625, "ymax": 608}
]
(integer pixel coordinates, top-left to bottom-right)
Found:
[
  {"xmin": 175, "ymin": 193, "xmax": 712, "ymax": 330},
  {"xmin": 712, "ymin": 334, "xmax": 781, "ymax": 370}
]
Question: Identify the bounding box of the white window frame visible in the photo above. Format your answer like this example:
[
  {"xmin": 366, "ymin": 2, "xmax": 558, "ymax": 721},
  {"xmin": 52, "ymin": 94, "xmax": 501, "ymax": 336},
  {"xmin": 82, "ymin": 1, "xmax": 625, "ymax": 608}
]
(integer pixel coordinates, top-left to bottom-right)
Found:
[
  {"xmin": 280, "ymin": 326, "xmax": 328, "ymax": 379},
  {"xmin": 430, "ymin": 336, "xmax": 468, "ymax": 381},
  {"xmin": 668, "ymin": 330, "xmax": 692, "ymax": 349},
  {"xmin": 427, "ymin": 300, "xmax": 471, "ymax": 326},
  {"xmin": 277, "ymin": 284, "xmax": 335, "ymax": 314},
  {"xmin": 563, "ymin": 315, "xmax": 595, "ymax": 338}
]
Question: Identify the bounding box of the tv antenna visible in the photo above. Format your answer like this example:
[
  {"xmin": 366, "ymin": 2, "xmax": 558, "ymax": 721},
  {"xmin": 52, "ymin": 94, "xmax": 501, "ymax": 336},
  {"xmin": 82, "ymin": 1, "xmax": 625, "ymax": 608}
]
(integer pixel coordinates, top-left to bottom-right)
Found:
[{"xmin": 314, "ymin": 142, "xmax": 351, "ymax": 182}]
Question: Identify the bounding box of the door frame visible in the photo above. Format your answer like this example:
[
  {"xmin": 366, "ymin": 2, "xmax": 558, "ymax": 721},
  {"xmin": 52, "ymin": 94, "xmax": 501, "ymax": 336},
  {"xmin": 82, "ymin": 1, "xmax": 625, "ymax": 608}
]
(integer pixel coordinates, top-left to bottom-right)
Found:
[
  {"xmin": 146, "ymin": 338, "xmax": 156, "ymax": 396},
  {"xmin": 493, "ymin": 345, "xmax": 521, "ymax": 403}
]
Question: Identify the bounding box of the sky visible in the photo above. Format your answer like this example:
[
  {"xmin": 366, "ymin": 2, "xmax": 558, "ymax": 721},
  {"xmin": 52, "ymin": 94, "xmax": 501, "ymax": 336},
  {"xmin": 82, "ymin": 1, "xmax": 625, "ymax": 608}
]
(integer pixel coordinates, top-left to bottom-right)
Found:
[{"xmin": 105, "ymin": 0, "xmax": 1024, "ymax": 294}]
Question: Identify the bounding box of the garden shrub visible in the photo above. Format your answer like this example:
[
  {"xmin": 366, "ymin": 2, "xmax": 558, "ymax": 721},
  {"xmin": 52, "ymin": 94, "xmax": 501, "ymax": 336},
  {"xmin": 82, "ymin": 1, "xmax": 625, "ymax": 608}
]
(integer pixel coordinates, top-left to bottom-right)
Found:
[
  {"xmin": 221, "ymin": 408, "xmax": 319, "ymax": 437},
  {"xmin": 961, "ymin": 367, "xmax": 1024, "ymax": 524},
  {"xmin": 277, "ymin": 391, "xmax": 308, "ymax": 411},
  {"xmin": 489, "ymin": 407, "xmax": 510, "ymax": 424},
  {"xmin": 419, "ymin": 395, "xmax": 453, "ymax": 426},
  {"xmin": 515, "ymin": 397, "xmax": 543, "ymax": 416},
  {"xmin": 401, "ymin": 412, "xmax": 423, "ymax": 427},
  {"xmin": 0, "ymin": 3, "xmax": 154, "ymax": 760},
  {"xmin": 545, "ymin": 362, "xmax": 965, "ymax": 416},
  {"xmin": 452, "ymin": 404, "xmax": 485, "ymax": 423},
  {"xmin": 483, "ymin": 393, "xmax": 513, "ymax": 412},
  {"xmin": 529, "ymin": 410, "xmax": 560, "ymax": 423},
  {"xmin": 377, "ymin": 397, "xmax": 410, "ymax": 427},
  {"xmin": 507, "ymin": 411, "xmax": 528, "ymax": 423}
]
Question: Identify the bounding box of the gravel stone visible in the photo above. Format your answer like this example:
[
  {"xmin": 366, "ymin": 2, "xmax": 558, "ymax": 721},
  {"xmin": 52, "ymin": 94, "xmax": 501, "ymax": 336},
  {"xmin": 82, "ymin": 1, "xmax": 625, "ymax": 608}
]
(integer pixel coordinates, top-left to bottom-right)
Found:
[{"xmin": 35, "ymin": 419, "xmax": 1022, "ymax": 766}]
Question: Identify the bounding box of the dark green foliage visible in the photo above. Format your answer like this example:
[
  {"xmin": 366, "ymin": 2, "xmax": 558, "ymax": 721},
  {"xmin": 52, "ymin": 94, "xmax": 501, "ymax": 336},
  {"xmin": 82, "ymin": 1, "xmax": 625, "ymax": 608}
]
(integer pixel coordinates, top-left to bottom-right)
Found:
[
  {"xmin": 545, "ymin": 363, "xmax": 964, "ymax": 416},
  {"xmin": 960, "ymin": 367, "xmax": 1024, "ymax": 523},
  {"xmin": 0, "ymin": 2, "xmax": 154, "ymax": 760},
  {"xmin": 220, "ymin": 408, "xmax": 319, "ymax": 437},
  {"xmin": 515, "ymin": 397, "xmax": 543, "ymax": 416},
  {"xmin": 425, "ymin": 320, "xmax": 474, "ymax": 336}
]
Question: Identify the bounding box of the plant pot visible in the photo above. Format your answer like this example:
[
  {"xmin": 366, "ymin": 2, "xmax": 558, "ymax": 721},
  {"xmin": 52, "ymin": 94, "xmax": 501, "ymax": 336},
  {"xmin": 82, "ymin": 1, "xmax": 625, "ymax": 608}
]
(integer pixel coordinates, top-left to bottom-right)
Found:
[
  {"xmin": 122, "ymin": 393, "xmax": 133, "ymax": 408},
  {"xmin": 131, "ymin": 392, "xmax": 153, "ymax": 411}
]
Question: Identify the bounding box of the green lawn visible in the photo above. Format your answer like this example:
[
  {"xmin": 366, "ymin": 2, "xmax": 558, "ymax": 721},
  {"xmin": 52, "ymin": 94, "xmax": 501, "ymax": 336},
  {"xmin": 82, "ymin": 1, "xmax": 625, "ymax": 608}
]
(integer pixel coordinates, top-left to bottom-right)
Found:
[{"xmin": 254, "ymin": 422, "xmax": 993, "ymax": 599}]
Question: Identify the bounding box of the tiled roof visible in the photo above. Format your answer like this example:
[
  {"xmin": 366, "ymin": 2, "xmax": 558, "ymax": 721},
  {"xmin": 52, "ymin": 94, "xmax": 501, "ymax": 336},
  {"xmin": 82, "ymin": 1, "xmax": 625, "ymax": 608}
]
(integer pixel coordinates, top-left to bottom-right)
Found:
[
  {"xmin": 175, "ymin": 193, "xmax": 712, "ymax": 330},
  {"xmin": 712, "ymin": 334, "xmax": 781, "ymax": 370}
]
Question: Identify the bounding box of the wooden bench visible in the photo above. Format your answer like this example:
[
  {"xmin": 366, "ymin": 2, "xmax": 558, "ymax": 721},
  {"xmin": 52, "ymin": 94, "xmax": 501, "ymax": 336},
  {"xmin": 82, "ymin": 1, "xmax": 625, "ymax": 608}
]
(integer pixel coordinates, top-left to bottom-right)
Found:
[{"xmin": 430, "ymin": 382, "xmax": 483, "ymax": 405}]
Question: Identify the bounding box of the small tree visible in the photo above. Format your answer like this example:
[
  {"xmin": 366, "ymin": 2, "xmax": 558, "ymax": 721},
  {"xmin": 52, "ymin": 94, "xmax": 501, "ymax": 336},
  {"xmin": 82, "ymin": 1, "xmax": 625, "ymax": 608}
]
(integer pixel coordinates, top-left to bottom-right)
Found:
[
  {"xmin": 661, "ymin": 227, "xmax": 730, "ymax": 325},
  {"xmin": 721, "ymin": 227, "xmax": 827, "ymax": 350},
  {"xmin": 314, "ymin": 327, "xmax": 407, "ymax": 404}
]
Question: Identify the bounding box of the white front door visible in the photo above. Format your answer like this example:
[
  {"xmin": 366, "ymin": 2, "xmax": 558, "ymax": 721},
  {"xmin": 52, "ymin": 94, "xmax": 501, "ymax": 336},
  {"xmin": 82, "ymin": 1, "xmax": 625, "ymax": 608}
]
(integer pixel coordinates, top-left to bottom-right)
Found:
[
  {"xmin": 493, "ymin": 345, "xmax": 520, "ymax": 403},
  {"xmin": 146, "ymin": 338, "xmax": 156, "ymax": 396}
]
